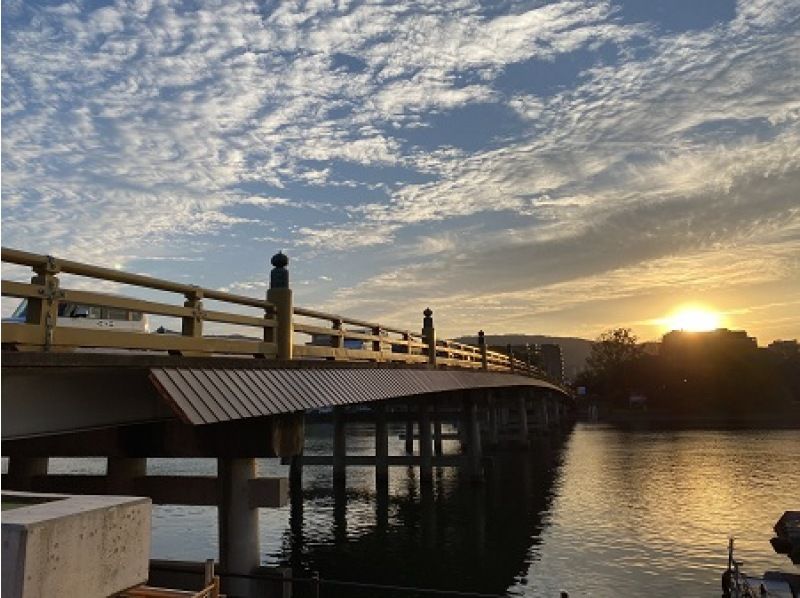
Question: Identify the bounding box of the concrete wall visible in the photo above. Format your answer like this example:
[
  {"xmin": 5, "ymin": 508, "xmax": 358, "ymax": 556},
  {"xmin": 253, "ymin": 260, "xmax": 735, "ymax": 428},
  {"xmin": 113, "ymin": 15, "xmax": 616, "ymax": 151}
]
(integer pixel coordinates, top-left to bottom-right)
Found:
[{"xmin": 2, "ymin": 491, "xmax": 151, "ymax": 598}]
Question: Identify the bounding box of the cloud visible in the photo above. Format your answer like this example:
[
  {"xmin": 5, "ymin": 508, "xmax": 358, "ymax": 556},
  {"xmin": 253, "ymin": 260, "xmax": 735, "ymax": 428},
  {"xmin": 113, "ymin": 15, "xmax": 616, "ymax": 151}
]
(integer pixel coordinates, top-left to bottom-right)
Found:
[{"xmin": 2, "ymin": 0, "xmax": 798, "ymax": 342}]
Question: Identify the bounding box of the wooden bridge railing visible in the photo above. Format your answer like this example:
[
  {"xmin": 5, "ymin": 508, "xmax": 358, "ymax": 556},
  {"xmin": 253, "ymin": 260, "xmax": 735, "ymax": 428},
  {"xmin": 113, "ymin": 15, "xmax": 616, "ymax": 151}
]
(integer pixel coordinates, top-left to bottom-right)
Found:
[{"xmin": 0, "ymin": 247, "xmax": 542, "ymax": 376}]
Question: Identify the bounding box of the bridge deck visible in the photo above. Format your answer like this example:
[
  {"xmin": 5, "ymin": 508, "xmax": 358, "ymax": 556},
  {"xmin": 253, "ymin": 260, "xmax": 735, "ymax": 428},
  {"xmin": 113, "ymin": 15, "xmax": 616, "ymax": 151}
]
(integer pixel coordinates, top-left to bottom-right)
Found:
[{"xmin": 2, "ymin": 352, "xmax": 567, "ymax": 439}]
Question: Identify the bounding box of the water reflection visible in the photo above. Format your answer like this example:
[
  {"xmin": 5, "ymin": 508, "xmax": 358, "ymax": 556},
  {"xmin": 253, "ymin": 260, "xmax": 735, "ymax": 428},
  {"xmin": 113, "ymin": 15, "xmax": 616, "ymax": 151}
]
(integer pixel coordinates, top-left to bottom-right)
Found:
[
  {"xmin": 273, "ymin": 423, "xmax": 799, "ymax": 598},
  {"xmin": 283, "ymin": 422, "xmax": 569, "ymax": 598},
  {"xmin": 23, "ymin": 422, "xmax": 798, "ymax": 597}
]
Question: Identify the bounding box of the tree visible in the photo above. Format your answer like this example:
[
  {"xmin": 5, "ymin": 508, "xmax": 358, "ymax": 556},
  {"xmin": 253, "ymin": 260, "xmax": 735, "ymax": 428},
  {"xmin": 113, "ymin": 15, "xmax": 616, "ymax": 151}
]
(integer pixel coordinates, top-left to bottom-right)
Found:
[
  {"xmin": 587, "ymin": 328, "xmax": 643, "ymax": 373},
  {"xmin": 579, "ymin": 328, "xmax": 644, "ymax": 404}
]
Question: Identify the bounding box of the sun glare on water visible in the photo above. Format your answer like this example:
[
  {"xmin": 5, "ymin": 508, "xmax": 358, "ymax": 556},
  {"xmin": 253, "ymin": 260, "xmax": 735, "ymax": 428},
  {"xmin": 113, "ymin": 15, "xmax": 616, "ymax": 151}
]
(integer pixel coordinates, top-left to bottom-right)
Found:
[{"xmin": 665, "ymin": 307, "xmax": 723, "ymax": 332}]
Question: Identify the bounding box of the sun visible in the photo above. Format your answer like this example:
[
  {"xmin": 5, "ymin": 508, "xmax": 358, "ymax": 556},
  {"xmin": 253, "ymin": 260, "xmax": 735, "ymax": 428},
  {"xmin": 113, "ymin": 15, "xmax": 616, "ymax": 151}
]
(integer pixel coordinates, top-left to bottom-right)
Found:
[{"xmin": 664, "ymin": 306, "xmax": 723, "ymax": 332}]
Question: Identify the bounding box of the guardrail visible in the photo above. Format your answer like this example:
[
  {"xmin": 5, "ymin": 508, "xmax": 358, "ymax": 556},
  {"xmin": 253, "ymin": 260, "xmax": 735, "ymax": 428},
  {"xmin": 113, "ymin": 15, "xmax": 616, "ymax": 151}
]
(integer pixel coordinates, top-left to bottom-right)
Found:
[{"xmin": 1, "ymin": 247, "xmax": 540, "ymax": 375}]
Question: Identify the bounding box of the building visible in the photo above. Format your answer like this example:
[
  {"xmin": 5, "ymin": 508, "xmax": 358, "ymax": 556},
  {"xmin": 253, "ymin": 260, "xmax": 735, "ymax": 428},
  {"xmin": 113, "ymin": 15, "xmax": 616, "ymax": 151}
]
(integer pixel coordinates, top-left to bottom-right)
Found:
[
  {"xmin": 767, "ymin": 339, "xmax": 799, "ymax": 359},
  {"xmin": 660, "ymin": 328, "xmax": 757, "ymax": 358}
]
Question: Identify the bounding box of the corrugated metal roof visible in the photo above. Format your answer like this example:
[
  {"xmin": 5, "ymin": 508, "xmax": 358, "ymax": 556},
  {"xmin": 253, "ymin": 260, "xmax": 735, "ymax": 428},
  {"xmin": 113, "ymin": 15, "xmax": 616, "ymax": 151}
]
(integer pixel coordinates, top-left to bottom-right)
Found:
[{"xmin": 149, "ymin": 367, "xmax": 567, "ymax": 425}]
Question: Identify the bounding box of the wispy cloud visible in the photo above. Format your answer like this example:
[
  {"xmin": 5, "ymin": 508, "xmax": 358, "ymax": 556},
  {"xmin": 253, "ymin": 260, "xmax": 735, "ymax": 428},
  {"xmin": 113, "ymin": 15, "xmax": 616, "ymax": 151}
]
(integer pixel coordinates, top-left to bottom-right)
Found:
[{"xmin": 2, "ymin": 0, "xmax": 799, "ymax": 342}]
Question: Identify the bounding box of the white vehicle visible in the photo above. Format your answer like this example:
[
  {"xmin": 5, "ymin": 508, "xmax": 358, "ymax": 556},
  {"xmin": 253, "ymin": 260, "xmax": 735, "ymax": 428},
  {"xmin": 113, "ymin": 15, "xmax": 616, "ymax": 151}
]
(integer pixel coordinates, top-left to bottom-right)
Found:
[{"xmin": 5, "ymin": 299, "xmax": 150, "ymax": 333}]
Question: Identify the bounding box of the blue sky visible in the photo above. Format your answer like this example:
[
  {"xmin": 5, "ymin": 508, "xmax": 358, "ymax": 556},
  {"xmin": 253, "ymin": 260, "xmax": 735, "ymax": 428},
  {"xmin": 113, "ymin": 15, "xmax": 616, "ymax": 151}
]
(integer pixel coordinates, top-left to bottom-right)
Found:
[{"xmin": 2, "ymin": 0, "xmax": 799, "ymax": 342}]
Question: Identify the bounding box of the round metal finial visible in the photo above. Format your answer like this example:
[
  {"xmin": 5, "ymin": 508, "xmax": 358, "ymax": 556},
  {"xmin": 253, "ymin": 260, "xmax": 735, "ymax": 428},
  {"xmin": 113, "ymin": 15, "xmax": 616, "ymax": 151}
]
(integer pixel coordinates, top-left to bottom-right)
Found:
[
  {"xmin": 271, "ymin": 251, "xmax": 288, "ymax": 268},
  {"xmin": 478, "ymin": 330, "xmax": 485, "ymax": 345},
  {"xmin": 270, "ymin": 251, "xmax": 289, "ymax": 289},
  {"xmin": 422, "ymin": 307, "xmax": 434, "ymax": 330}
]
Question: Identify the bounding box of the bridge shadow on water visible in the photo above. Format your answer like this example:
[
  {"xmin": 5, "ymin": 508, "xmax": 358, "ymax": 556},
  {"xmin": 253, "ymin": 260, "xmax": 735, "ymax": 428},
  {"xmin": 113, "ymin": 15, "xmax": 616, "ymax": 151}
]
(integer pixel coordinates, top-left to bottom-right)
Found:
[{"xmin": 280, "ymin": 430, "xmax": 572, "ymax": 598}]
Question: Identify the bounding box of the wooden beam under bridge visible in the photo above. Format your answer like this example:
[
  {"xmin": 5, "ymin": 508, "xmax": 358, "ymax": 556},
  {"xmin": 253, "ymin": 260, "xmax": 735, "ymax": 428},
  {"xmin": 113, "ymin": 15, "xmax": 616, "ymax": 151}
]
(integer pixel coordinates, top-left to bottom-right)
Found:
[{"xmin": 2, "ymin": 473, "xmax": 289, "ymax": 508}]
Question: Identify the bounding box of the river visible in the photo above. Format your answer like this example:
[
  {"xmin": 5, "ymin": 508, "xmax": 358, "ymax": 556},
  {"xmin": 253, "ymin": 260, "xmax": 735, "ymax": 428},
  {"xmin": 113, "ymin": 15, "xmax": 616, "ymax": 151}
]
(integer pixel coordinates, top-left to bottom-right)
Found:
[{"xmin": 33, "ymin": 423, "xmax": 800, "ymax": 597}]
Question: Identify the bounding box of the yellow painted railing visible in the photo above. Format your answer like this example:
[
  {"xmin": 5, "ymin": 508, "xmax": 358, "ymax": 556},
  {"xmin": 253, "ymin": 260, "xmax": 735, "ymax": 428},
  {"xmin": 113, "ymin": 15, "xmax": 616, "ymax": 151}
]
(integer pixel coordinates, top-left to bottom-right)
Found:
[{"xmin": 1, "ymin": 247, "xmax": 540, "ymax": 375}]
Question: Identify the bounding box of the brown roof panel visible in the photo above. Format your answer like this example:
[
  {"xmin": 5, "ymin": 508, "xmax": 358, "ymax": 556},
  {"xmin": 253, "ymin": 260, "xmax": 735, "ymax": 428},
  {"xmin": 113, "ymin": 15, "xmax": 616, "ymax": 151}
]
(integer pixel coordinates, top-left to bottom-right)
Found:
[{"xmin": 149, "ymin": 367, "xmax": 567, "ymax": 425}]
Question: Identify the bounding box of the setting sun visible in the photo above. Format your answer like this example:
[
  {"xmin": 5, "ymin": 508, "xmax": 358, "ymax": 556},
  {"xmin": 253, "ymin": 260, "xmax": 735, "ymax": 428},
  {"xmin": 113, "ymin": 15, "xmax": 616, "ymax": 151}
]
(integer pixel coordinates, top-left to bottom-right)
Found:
[{"xmin": 664, "ymin": 306, "xmax": 724, "ymax": 332}]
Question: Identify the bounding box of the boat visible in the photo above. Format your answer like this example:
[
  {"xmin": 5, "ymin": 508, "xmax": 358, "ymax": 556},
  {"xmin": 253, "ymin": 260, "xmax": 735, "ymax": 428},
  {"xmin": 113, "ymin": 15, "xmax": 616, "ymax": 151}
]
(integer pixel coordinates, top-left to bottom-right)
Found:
[{"xmin": 723, "ymin": 517, "xmax": 800, "ymax": 598}]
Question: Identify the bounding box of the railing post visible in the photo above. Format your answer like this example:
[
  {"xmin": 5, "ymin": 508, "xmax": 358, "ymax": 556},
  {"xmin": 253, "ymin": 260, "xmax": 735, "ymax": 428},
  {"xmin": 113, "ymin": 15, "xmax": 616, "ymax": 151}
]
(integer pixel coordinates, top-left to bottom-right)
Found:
[
  {"xmin": 478, "ymin": 330, "xmax": 488, "ymax": 370},
  {"xmin": 329, "ymin": 318, "xmax": 344, "ymax": 360},
  {"xmin": 402, "ymin": 331, "xmax": 412, "ymax": 354},
  {"xmin": 26, "ymin": 256, "xmax": 61, "ymax": 349},
  {"xmin": 372, "ymin": 325, "xmax": 383, "ymax": 357},
  {"xmin": 507, "ymin": 343, "xmax": 515, "ymax": 374},
  {"xmin": 267, "ymin": 252, "xmax": 293, "ymax": 360},
  {"xmin": 182, "ymin": 287, "xmax": 203, "ymax": 338},
  {"xmin": 422, "ymin": 308, "xmax": 436, "ymax": 367}
]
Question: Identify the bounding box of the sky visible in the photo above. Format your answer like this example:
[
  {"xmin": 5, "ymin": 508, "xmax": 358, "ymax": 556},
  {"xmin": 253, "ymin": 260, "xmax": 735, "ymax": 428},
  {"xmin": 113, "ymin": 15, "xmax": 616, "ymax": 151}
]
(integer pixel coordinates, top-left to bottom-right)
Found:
[{"xmin": 2, "ymin": 0, "xmax": 799, "ymax": 344}]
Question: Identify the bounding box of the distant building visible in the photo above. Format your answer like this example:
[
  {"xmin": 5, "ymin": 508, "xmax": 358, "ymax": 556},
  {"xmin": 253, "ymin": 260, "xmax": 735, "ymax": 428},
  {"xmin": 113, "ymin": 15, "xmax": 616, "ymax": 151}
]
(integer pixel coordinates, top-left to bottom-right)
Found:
[
  {"xmin": 538, "ymin": 343, "xmax": 565, "ymax": 383},
  {"xmin": 660, "ymin": 328, "xmax": 757, "ymax": 358},
  {"xmin": 767, "ymin": 339, "xmax": 799, "ymax": 358}
]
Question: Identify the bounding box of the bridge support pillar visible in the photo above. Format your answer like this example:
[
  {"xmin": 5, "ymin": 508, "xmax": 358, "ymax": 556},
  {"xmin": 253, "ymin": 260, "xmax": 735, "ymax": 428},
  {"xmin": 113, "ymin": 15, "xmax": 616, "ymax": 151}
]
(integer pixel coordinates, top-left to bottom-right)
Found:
[
  {"xmin": 6, "ymin": 457, "xmax": 48, "ymax": 490},
  {"xmin": 107, "ymin": 457, "xmax": 146, "ymax": 494},
  {"xmin": 539, "ymin": 399, "xmax": 550, "ymax": 428},
  {"xmin": 466, "ymin": 397, "xmax": 484, "ymax": 483},
  {"xmin": 419, "ymin": 402, "xmax": 433, "ymax": 484},
  {"xmin": 218, "ymin": 458, "xmax": 260, "ymax": 579},
  {"xmin": 404, "ymin": 418, "xmax": 414, "ymax": 454},
  {"xmin": 375, "ymin": 403, "xmax": 389, "ymax": 485},
  {"xmin": 433, "ymin": 403, "xmax": 443, "ymax": 457},
  {"xmin": 333, "ymin": 406, "xmax": 346, "ymax": 485},
  {"xmin": 551, "ymin": 396, "xmax": 562, "ymax": 425},
  {"xmin": 488, "ymin": 395, "xmax": 499, "ymax": 448},
  {"xmin": 517, "ymin": 394, "xmax": 530, "ymax": 448}
]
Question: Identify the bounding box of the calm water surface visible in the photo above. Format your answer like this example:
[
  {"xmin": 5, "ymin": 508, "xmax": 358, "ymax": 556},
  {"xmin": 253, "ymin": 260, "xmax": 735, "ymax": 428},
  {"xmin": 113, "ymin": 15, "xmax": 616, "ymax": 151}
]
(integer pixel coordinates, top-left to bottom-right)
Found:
[{"xmin": 36, "ymin": 424, "xmax": 800, "ymax": 596}]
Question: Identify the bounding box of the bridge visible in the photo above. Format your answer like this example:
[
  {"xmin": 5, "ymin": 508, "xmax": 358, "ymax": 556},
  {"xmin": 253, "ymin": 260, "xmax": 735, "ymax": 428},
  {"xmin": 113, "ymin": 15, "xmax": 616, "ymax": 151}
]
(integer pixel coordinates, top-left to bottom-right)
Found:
[{"xmin": 1, "ymin": 247, "xmax": 573, "ymax": 592}]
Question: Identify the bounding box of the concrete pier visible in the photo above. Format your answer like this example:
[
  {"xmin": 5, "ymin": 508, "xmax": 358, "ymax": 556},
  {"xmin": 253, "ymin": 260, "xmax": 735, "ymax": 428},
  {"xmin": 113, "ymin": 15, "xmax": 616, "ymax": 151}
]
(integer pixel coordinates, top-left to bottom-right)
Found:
[{"xmin": 218, "ymin": 458, "xmax": 259, "ymax": 576}]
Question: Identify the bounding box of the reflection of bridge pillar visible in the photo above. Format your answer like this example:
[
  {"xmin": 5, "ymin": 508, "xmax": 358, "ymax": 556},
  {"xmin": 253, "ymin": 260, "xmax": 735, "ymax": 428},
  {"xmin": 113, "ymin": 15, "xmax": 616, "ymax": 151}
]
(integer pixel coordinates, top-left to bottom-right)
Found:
[
  {"xmin": 218, "ymin": 458, "xmax": 259, "ymax": 576},
  {"xmin": 333, "ymin": 406, "xmax": 346, "ymax": 485},
  {"xmin": 334, "ymin": 482, "xmax": 347, "ymax": 544},
  {"xmin": 107, "ymin": 457, "xmax": 146, "ymax": 494},
  {"xmin": 419, "ymin": 401, "xmax": 433, "ymax": 484},
  {"xmin": 376, "ymin": 478, "xmax": 389, "ymax": 532},
  {"xmin": 6, "ymin": 457, "xmax": 48, "ymax": 490},
  {"xmin": 517, "ymin": 394, "xmax": 530, "ymax": 448},
  {"xmin": 420, "ymin": 481, "xmax": 436, "ymax": 549},
  {"xmin": 466, "ymin": 395, "xmax": 484, "ymax": 483},
  {"xmin": 290, "ymin": 453, "xmax": 303, "ymax": 490},
  {"xmin": 375, "ymin": 402, "xmax": 389, "ymax": 485},
  {"xmin": 289, "ymin": 467, "xmax": 304, "ymax": 564}
]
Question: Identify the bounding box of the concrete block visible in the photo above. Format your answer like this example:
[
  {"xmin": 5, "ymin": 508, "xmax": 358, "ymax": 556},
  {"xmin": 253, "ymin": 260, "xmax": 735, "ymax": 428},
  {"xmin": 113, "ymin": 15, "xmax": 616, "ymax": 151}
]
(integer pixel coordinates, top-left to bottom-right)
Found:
[{"xmin": 2, "ymin": 491, "xmax": 151, "ymax": 598}]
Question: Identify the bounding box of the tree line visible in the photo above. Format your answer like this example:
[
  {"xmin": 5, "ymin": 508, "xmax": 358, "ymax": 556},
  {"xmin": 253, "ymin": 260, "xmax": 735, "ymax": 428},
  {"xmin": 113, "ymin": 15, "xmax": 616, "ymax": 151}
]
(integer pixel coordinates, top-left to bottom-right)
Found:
[{"xmin": 575, "ymin": 328, "xmax": 800, "ymax": 417}]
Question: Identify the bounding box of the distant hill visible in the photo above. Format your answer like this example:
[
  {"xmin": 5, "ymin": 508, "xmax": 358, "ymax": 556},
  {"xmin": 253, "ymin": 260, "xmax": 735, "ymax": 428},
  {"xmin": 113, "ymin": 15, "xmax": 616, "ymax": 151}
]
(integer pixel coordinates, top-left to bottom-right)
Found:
[{"xmin": 455, "ymin": 334, "xmax": 593, "ymax": 381}]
